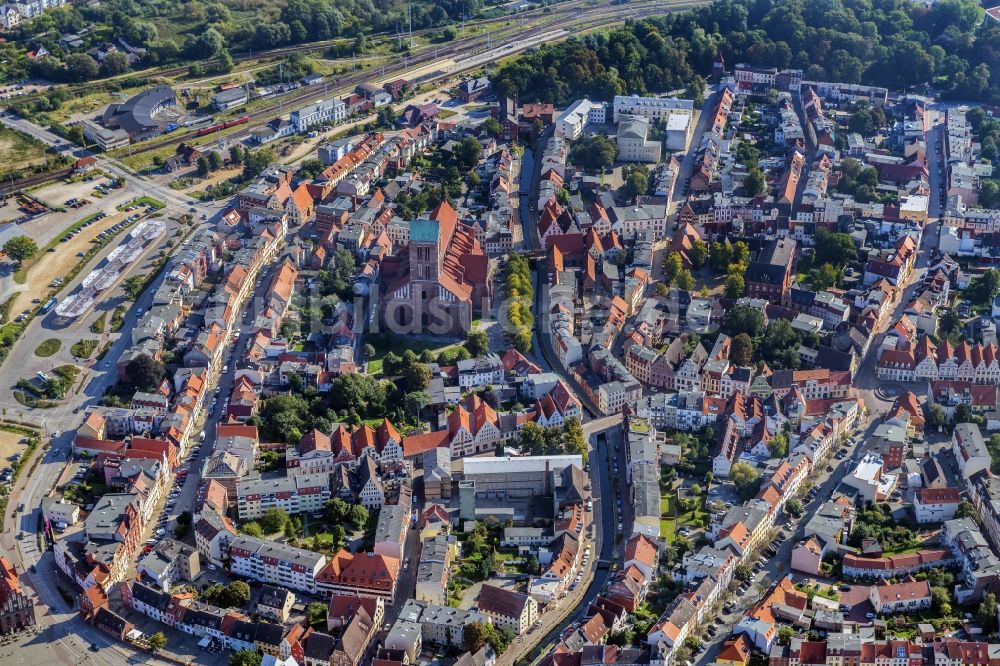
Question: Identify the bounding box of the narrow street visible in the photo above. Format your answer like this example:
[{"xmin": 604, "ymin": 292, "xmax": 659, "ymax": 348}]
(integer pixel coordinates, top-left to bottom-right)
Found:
[{"xmin": 500, "ymin": 424, "xmax": 621, "ymax": 666}]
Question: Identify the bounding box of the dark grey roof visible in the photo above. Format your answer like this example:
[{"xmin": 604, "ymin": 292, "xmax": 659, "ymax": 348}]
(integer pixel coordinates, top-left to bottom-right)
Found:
[
  {"xmin": 304, "ymin": 631, "xmax": 337, "ymax": 660},
  {"xmin": 254, "ymin": 622, "xmax": 284, "ymax": 646},
  {"xmin": 95, "ymin": 607, "xmax": 130, "ymax": 634},
  {"xmin": 104, "ymin": 85, "xmax": 175, "ymax": 135},
  {"xmin": 747, "ymin": 238, "xmax": 795, "ymax": 284},
  {"xmin": 131, "ymin": 581, "xmax": 170, "ymax": 611},
  {"xmin": 258, "ymin": 584, "xmax": 292, "ymax": 608}
]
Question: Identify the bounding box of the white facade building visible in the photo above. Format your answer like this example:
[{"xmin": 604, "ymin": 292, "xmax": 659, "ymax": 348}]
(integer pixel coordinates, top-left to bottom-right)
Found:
[
  {"xmin": 556, "ymin": 99, "xmax": 606, "ymax": 139},
  {"xmin": 228, "ymin": 535, "xmax": 326, "ymax": 595},
  {"xmin": 291, "ymin": 98, "xmax": 347, "ymax": 133}
]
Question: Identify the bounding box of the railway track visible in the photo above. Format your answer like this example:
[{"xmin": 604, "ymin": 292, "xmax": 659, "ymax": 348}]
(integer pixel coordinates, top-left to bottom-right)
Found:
[
  {"xmin": 119, "ymin": 0, "xmax": 699, "ymax": 159},
  {"xmin": 0, "ymin": 166, "xmax": 73, "ymax": 195}
]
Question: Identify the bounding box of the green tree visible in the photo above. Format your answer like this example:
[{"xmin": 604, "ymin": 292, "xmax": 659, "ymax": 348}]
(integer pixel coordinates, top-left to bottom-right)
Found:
[
  {"xmin": 229, "ymin": 145, "xmax": 244, "ymax": 166},
  {"xmin": 926, "ymin": 404, "xmax": 947, "ymax": 428},
  {"xmin": 815, "ymin": 229, "xmax": 857, "ymax": 266},
  {"xmin": 663, "ymin": 252, "xmax": 683, "ymax": 283},
  {"xmin": 125, "ymin": 353, "xmax": 164, "ymax": 391},
  {"xmin": 306, "ymin": 601, "xmax": 327, "ymax": 629},
  {"xmin": 101, "ymin": 51, "xmax": 130, "ymax": 76},
  {"xmin": 214, "ymin": 49, "xmax": 234, "ymax": 74},
  {"xmin": 675, "ymin": 269, "xmax": 695, "ymax": 291},
  {"xmin": 744, "ymin": 166, "xmax": 766, "ymax": 197},
  {"xmin": 731, "ymin": 333, "xmax": 753, "ymax": 366},
  {"xmin": 689, "ymin": 240, "xmax": 709, "ymax": 269},
  {"xmin": 768, "ymin": 432, "xmax": 789, "ymax": 458},
  {"xmin": 969, "ymin": 269, "xmax": 1000, "ymax": 307},
  {"xmin": 725, "ymin": 273, "xmax": 745, "ymax": 299},
  {"xmin": 955, "ymin": 403, "xmax": 976, "ymax": 424},
  {"xmin": 709, "ymin": 241, "xmax": 732, "ymax": 273},
  {"xmin": 404, "ymin": 391, "xmax": 430, "ymax": 421},
  {"xmin": 786, "ymin": 498, "xmax": 803, "ymax": 516},
  {"xmin": 735, "ymin": 564, "xmax": 752, "ymax": 581},
  {"xmin": 979, "ymin": 592, "xmax": 998, "ymax": 633},
  {"xmin": 148, "ymin": 631, "xmax": 167, "ymax": 652},
  {"xmin": 207, "ymin": 151, "xmax": 224, "ymax": 171},
  {"xmin": 482, "ymin": 116, "xmax": 503, "ymax": 138},
  {"xmin": 230, "ymin": 649, "xmax": 263, "ymax": 666},
  {"xmin": 931, "ymin": 586, "xmax": 951, "ymax": 612},
  {"xmin": 403, "ymin": 361, "xmax": 431, "ymax": 392},
  {"xmin": 242, "ymin": 147, "xmax": 276, "ymax": 180},
  {"xmin": 348, "ymin": 504, "xmax": 369, "ymax": 529},
  {"xmin": 761, "ymin": 319, "xmax": 802, "ymax": 369},
  {"xmin": 242, "ymin": 521, "xmax": 264, "ymax": 537},
  {"xmin": 3, "ymin": 236, "xmax": 38, "ymax": 263},
  {"xmin": 956, "ymin": 500, "xmax": 980, "ymax": 522},
  {"xmin": 685, "ymin": 75, "xmax": 707, "ymax": 104},
  {"xmin": 330, "ymin": 524, "xmax": 346, "ymax": 547},
  {"xmin": 66, "ymin": 53, "xmax": 100, "ymax": 80},
  {"xmin": 810, "ymin": 263, "xmax": 841, "ymax": 291},
  {"xmin": 777, "ymin": 626, "xmax": 796, "ymax": 646},
  {"xmin": 723, "ymin": 304, "xmax": 765, "ymax": 338},
  {"xmin": 228, "ymin": 581, "xmax": 250, "ymax": 606},
  {"xmin": 730, "ymin": 462, "xmax": 761, "ymax": 499},
  {"xmin": 621, "ymin": 165, "xmax": 650, "ymax": 201},
  {"xmin": 454, "ymin": 136, "xmax": 483, "ymax": 169},
  {"xmin": 569, "ymin": 134, "xmax": 617, "ymax": 170},
  {"xmin": 466, "ymin": 330, "xmax": 489, "ymax": 357},
  {"xmin": 607, "ymin": 628, "xmax": 635, "ymax": 647},
  {"xmin": 122, "ymin": 275, "xmax": 146, "ymax": 300},
  {"xmin": 196, "ymin": 155, "xmax": 211, "ymax": 178}
]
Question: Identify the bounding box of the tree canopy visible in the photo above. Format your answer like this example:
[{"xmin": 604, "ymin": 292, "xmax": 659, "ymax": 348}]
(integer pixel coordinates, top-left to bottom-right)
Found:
[
  {"xmin": 569, "ymin": 134, "xmax": 617, "ymax": 171},
  {"xmin": 3, "ymin": 236, "xmax": 38, "ymax": 263},
  {"xmin": 491, "ymin": 0, "xmax": 999, "ymax": 105}
]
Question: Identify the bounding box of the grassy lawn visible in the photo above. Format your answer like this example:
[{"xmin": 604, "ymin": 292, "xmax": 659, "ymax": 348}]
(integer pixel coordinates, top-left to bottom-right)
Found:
[
  {"xmin": 365, "ymin": 333, "xmax": 462, "ymax": 376},
  {"xmin": 70, "ymin": 339, "xmax": 99, "ymax": 358},
  {"xmin": 90, "ymin": 312, "xmax": 106, "ymax": 334},
  {"xmin": 0, "ymin": 294, "xmax": 16, "ymax": 324},
  {"xmin": 34, "ymin": 339, "xmax": 61, "ymax": 357},
  {"xmin": 0, "ymin": 126, "xmax": 48, "ymax": 180},
  {"xmin": 118, "ymin": 196, "xmax": 166, "ymax": 211},
  {"xmin": 110, "ymin": 305, "xmax": 127, "ymax": 332},
  {"xmin": 660, "ymin": 495, "xmax": 677, "ymax": 544}
]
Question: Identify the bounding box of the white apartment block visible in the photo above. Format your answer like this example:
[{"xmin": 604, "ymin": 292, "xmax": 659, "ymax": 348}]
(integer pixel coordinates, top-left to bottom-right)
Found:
[
  {"xmin": 612, "ymin": 95, "xmax": 693, "ymax": 122},
  {"xmin": 1, "ymin": 0, "xmax": 66, "ymax": 28},
  {"xmin": 228, "ymin": 535, "xmax": 326, "ymax": 595},
  {"xmin": 235, "ymin": 473, "xmax": 331, "ymax": 520},
  {"xmin": 556, "ymin": 99, "xmax": 606, "ymax": 139}
]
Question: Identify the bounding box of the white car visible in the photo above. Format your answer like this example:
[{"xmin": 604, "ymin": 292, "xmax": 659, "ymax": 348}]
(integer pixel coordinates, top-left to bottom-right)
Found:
[{"xmin": 208, "ymin": 564, "xmax": 218, "ymax": 571}]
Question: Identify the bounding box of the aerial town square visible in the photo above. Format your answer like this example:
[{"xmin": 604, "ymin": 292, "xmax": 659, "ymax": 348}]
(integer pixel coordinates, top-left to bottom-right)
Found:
[{"xmin": 0, "ymin": 1, "xmax": 995, "ymax": 666}]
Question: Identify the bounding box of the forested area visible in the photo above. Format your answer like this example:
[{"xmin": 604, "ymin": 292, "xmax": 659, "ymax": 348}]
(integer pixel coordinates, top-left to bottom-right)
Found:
[
  {"xmin": 492, "ymin": 0, "xmax": 999, "ymax": 105},
  {"xmin": 4, "ymin": 0, "xmax": 481, "ymax": 82}
]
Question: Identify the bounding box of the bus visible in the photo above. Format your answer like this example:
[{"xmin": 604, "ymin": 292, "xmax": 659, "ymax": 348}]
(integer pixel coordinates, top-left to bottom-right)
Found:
[{"xmin": 40, "ymin": 297, "xmax": 57, "ymax": 314}]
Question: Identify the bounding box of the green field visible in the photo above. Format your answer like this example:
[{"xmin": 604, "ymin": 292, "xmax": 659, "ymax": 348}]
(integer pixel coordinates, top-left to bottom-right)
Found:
[
  {"xmin": 0, "ymin": 126, "xmax": 47, "ymax": 180},
  {"xmin": 34, "ymin": 339, "xmax": 61, "ymax": 357},
  {"xmin": 660, "ymin": 495, "xmax": 676, "ymax": 544}
]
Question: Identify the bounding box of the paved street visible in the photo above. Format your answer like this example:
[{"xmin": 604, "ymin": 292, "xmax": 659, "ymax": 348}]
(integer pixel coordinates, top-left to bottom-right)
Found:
[{"xmin": 500, "ymin": 424, "xmax": 620, "ymax": 666}]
